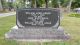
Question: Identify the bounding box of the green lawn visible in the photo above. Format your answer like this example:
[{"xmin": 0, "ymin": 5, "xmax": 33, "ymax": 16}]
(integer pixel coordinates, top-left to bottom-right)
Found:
[{"xmin": 0, "ymin": 15, "xmax": 80, "ymax": 45}]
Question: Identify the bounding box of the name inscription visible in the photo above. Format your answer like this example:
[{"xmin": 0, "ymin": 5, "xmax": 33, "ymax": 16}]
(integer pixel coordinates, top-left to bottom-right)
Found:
[{"xmin": 25, "ymin": 12, "xmax": 51, "ymax": 26}]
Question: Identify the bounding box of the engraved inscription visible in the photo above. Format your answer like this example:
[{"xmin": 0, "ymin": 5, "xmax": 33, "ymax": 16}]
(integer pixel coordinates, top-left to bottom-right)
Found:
[
  {"xmin": 25, "ymin": 12, "xmax": 51, "ymax": 26},
  {"xmin": 17, "ymin": 8, "xmax": 59, "ymax": 27}
]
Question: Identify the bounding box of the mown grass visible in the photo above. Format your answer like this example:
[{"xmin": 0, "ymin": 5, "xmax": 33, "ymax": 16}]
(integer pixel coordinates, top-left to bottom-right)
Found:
[
  {"xmin": 0, "ymin": 16, "xmax": 17, "ymax": 45},
  {"xmin": 0, "ymin": 15, "xmax": 80, "ymax": 45}
]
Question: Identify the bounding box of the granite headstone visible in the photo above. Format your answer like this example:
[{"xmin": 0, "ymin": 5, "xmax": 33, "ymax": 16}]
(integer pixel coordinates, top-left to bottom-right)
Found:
[{"xmin": 5, "ymin": 8, "xmax": 69, "ymax": 41}]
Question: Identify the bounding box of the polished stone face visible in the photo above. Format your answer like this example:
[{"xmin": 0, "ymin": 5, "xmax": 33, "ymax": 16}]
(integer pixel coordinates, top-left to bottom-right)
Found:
[{"xmin": 17, "ymin": 8, "xmax": 60, "ymax": 27}]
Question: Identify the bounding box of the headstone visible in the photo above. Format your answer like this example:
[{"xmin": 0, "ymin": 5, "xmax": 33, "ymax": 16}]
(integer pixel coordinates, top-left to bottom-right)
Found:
[
  {"xmin": 5, "ymin": 8, "xmax": 70, "ymax": 41},
  {"xmin": 74, "ymin": 8, "xmax": 80, "ymax": 13}
]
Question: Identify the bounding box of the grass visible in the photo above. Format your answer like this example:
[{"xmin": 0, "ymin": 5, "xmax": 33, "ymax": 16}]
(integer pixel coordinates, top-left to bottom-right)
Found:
[
  {"xmin": 61, "ymin": 15, "xmax": 80, "ymax": 40},
  {"xmin": 0, "ymin": 16, "xmax": 17, "ymax": 45},
  {"xmin": 69, "ymin": 13, "xmax": 80, "ymax": 18},
  {"xmin": 0, "ymin": 15, "xmax": 80, "ymax": 45}
]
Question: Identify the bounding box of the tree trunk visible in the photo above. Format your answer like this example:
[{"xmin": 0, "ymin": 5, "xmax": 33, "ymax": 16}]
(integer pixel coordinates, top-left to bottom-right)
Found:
[
  {"xmin": 0, "ymin": 0, "xmax": 3, "ymax": 11},
  {"xmin": 67, "ymin": 0, "xmax": 73, "ymax": 13},
  {"xmin": 31, "ymin": 0, "xmax": 35, "ymax": 8},
  {"xmin": 45, "ymin": 0, "xmax": 48, "ymax": 8}
]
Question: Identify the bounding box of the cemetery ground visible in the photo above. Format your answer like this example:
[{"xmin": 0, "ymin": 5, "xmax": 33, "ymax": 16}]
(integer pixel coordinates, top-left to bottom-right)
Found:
[{"xmin": 0, "ymin": 14, "xmax": 80, "ymax": 45}]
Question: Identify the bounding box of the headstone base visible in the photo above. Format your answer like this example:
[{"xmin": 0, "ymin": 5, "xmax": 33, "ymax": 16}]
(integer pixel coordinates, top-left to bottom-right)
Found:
[{"xmin": 5, "ymin": 26, "xmax": 70, "ymax": 41}]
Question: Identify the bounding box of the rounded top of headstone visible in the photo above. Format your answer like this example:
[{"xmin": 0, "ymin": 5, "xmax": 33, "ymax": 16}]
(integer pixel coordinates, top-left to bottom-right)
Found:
[{"xmin": 74, "ymin": 8, "xmax": 80, "ymax": 10}]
